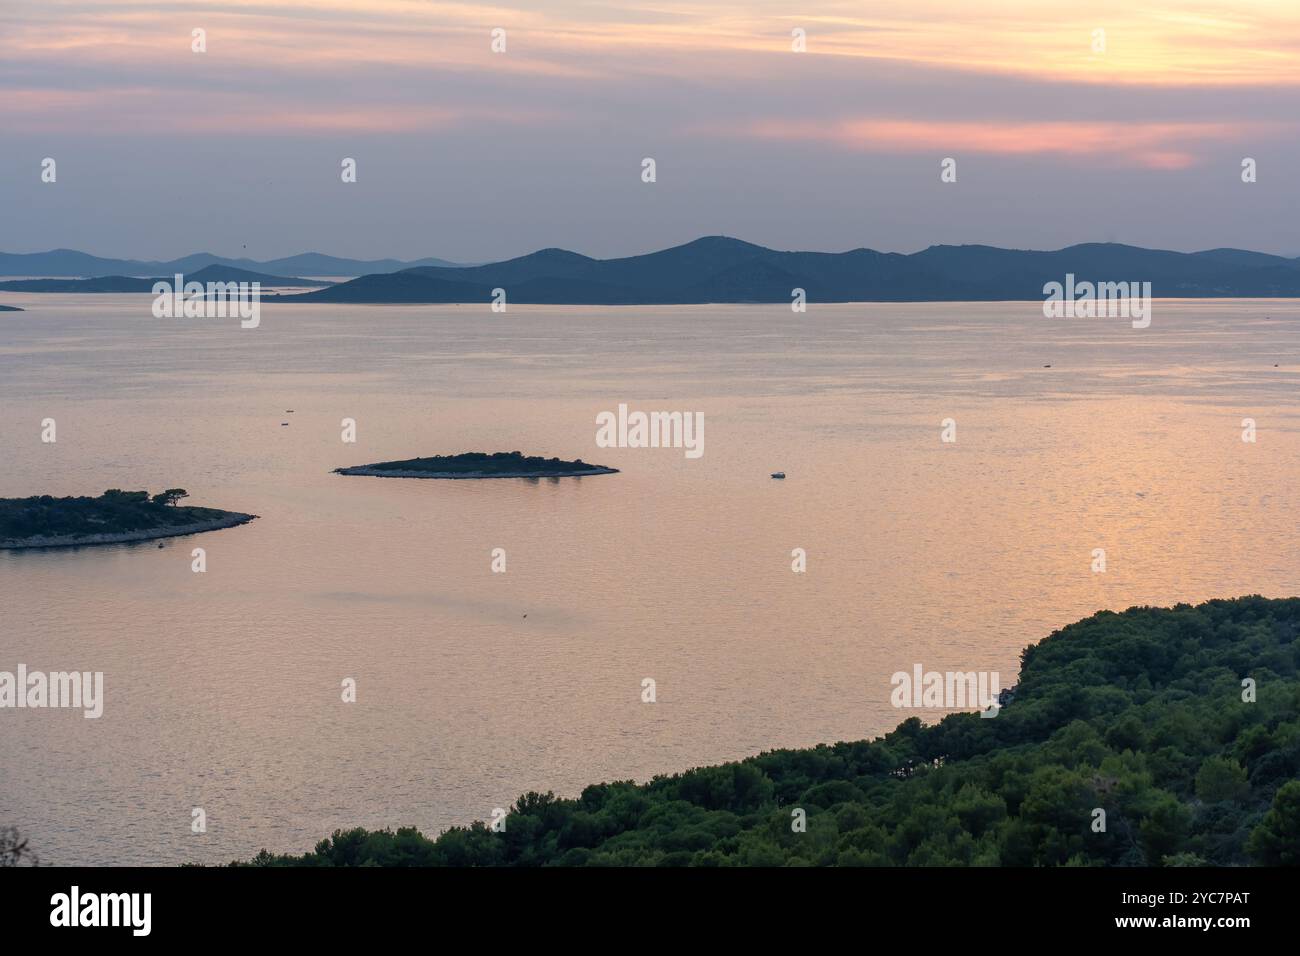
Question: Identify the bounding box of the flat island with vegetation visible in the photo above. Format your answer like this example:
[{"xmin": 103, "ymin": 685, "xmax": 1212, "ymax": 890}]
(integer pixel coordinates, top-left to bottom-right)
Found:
[
  {"xmin": 0, "ymin": 489, "xmax": 256, "ymax": 549},
  {"xmin": 334, "ymin": 451, "xmax": 618, "ymax": 479},
  {"xmin": 236, "ymin": 596, "xmax": 1300, "ymax": 867}
]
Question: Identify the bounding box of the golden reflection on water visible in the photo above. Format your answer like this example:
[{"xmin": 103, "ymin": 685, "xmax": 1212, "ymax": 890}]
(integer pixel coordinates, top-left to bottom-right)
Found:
[{"xmin": 0, "ymin": 297, "xmax": 1296, "ymax": 863}]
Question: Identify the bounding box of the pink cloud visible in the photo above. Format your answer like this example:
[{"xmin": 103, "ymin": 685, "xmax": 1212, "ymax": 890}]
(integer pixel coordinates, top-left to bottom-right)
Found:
[
  {"xmin": 0, "ymin": 86, "xmax": 557, "ymax": 134},
  {"xmin": 718, "ymin": 117, "xmax": 1285, "ymax": 169}
]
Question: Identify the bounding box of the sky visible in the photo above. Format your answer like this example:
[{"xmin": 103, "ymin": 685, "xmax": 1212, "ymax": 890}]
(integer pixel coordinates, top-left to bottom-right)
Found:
[{"xmin": 2, "ymin": 0, "xmax": 1298, "ymax": 261}]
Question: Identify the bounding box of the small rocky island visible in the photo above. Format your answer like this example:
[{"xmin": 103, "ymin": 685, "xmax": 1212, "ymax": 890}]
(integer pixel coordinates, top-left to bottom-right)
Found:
[
  {"xmin": 0, "ymin": 489, "xmax": 256, "ymax": 549},
  {"xmin": 334, "ymin": 451, "xmax": 618, "ymax": 479}
]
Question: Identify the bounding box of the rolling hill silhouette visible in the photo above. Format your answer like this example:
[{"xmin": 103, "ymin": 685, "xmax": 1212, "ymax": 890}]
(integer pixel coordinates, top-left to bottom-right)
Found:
[
  {"xmin": 296, "ymin": 236, "xmax": 1300, "ymax": 304},
  {"xmin": 6, "ymin": 238, "xmax": 1300, "ymax": 303},
  {"xmin": 0, "ymin": 249, "xmax": 462, "ymax": 278},
  {"xmin": 0, "ymin": 265, "xmax": 333, "ymax": 293}
]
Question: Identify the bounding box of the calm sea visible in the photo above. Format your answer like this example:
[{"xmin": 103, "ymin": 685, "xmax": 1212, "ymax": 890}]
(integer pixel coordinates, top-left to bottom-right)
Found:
[{"xmin": 1, "ymin": 295, "xmax": 1297, "ymax": 864}]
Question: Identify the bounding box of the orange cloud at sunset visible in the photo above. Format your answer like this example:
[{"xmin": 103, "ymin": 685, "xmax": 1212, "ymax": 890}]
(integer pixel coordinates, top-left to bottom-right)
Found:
[{"xmin": 4, "ymin": 0, "xmax": 1300, "ymax": 91}]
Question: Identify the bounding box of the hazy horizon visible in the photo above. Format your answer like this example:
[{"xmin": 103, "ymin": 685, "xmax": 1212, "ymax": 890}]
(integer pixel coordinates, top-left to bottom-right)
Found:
[{"xmin": 5, "ymin": 234, "xmax": 1300, "ymax": 266}]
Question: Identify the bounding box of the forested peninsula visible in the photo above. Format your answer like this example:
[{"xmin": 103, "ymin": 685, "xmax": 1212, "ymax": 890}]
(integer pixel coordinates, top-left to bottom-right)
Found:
[{"xmin": 238, "ymin": 596, "xmax": 1300, "ymax": 867}]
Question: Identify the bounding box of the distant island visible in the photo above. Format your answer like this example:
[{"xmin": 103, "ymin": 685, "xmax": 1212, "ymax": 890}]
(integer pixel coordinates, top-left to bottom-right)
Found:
[
  {"xmin": 0, "ymin": 304, "xmax": 22, "ymax": 312},
  {"xmin": 9, "ymin": 238, "xmax": 1300, "ymax": 303},
  {"xmin": 235, "ymin": 596, "xmax": 1300, "ymax": 867},
  {"xmin": 0, "ymin": 265, "xmax": 332, "ymax": 293},
  {"xmin": 334, "ymin": 451, "xmax": 618, "ymax": 479},
  {"xmin": 0, "ymin": 489, "xmax": 256, "ymax": 549},
  {"xmin": 0, "ymin": 249, "xmax": 466, "ymax": 279},
  {"xmin": 286, "ymin": 236, "xmax": 1300, "ymax": 305}
]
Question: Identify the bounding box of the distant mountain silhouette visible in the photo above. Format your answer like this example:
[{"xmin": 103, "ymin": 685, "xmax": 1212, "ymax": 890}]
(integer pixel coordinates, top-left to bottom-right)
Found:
[
  {"xmin": 0, "ymin": 250, "xmax": 463, "ymax": 278},
  {"xmin": 294, "ymin": 237, "xmax": 1300, "ymax": 304},
  {"xmin": 0, "ymin": 265, "xmax": 333, "ymax": 293},
  {"xmin": 7, "ymin": 238, "xmax": 1300, "ymax": 302}
]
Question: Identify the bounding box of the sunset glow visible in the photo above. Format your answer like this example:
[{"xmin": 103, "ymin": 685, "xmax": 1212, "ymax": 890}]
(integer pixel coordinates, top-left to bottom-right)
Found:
[{"xmin": 4, "ymin": 0, "xmax": 1298, "ymax": 258}]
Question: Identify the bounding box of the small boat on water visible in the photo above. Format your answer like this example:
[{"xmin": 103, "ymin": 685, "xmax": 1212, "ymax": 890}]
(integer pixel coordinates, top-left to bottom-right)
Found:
[{"xmin": 771, "ymin": 472, "xmax": 785, "ymax": 479}]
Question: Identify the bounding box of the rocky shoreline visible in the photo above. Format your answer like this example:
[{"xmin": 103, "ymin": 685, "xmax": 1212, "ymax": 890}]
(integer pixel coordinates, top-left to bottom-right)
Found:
[
  {"xmin": 334, "ymin": 466, "xmax": 619, "ymax": 479},
  {"xmin": 0, "ymin": 512, "xmax": 257, "ymax": 549}
]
